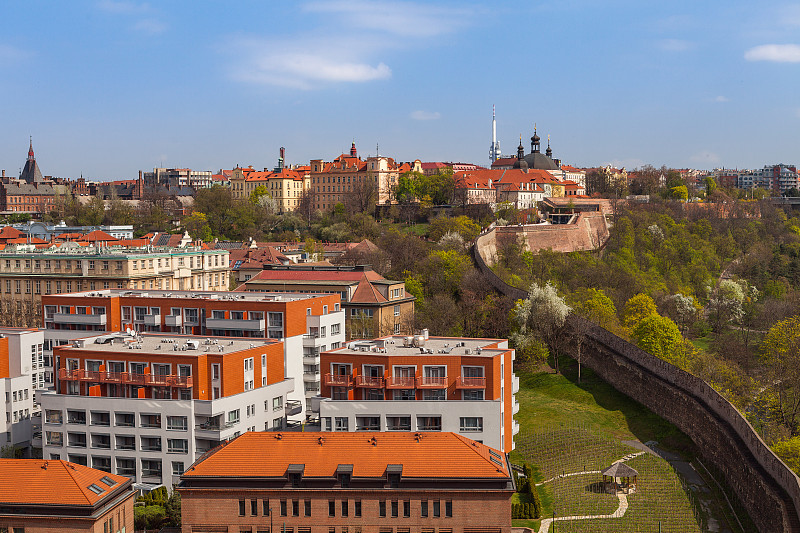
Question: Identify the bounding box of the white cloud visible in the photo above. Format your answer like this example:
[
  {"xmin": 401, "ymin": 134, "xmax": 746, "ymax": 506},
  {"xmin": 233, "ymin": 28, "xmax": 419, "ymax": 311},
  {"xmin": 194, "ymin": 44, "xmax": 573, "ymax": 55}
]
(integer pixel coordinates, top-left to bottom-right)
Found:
[
  {"xmin": 133, "ymin": 18, "xmax": 167, "ymax": 34},
  {"xmin": 744, "ymin": 44, "xmax": 800, "ymax": 62},
  {"xmin": 225, "ymin": 1, "xmax": 472, "ymax": 89},
  {"xmin": 0, "ymin": 44, "xmax": 31, "ymax": 65},
  {"xmin": 690, "ymin": 151, "xmax": 720, "ymax": 165},
  {"xmin": 410, "ymin": 110, "xmax": 441, "ymax": 120},
  {"xmin": 303, "ymin": 0, "xmax": 472, "ymax": 37},
  {"xmin": 714, "ymin": 95, "xmax": 730, "ymax": 103},
  {"xmin": 96, "ymin": 0, "xmax": 150, "ymax": 14},
  {"xmin": 658, "ymin": 39, "xmax": 693, "ymax": 52}
]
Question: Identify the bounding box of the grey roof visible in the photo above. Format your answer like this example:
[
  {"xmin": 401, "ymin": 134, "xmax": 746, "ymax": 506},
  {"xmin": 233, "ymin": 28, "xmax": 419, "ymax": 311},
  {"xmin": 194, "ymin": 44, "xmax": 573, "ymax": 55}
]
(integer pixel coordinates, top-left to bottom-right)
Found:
[
  {"xmin": 523, "ymin": 152, "xmax": 559, "ymax": 171},
  {"xmin": 20, "ymin": 158, "xmax": 44, "ymax": 184},
  {"xmin": 601, "ymin": 463, "xmax": 639, "ymax": 478},
  {"xmin": 2, "ymin": 182, "xmax": 55, "ymax": 195}
]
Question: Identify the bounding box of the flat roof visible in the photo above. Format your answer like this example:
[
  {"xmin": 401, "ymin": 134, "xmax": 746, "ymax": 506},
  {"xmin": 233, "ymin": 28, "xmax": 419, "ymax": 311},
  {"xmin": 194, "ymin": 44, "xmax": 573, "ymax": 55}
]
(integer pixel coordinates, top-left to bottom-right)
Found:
[
  {"xmin": 63, "ymin": 333, "xmax": 279, "ymax": 356},
  {"xmin": 45, "ymin": 289, "xmax": 336, "ymax": 303},
  {"xmin": 327, "ymin": 335, "xmax": 507, "ymax": 358}
]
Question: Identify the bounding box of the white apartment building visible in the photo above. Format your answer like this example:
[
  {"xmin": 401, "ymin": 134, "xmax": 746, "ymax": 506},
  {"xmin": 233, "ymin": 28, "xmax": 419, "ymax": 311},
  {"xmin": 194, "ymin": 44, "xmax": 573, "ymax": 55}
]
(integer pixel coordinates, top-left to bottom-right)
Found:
[
  {"xmin": 0, "ymin": 328, "xmax": 43, "ymax": 453},
  {"xmin": 40, "ymin": 333, "xmax": 296, "ymax": 489}
]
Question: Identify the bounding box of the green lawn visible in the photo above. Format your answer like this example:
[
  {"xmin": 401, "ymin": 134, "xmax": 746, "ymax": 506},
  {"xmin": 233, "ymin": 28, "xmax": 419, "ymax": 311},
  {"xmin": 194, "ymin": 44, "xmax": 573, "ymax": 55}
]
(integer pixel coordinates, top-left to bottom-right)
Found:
[{"xmin": 510, "ymin": 355, "xmax": 706, "ymax": 531}]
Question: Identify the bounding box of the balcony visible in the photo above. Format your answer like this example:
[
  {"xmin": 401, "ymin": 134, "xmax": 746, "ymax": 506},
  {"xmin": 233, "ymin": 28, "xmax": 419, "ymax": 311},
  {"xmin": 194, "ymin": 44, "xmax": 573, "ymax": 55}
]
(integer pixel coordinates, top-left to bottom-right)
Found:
[
  {"xmin": 303, "ymin": 334, "xmax": 324, "ymax": 347},
  {"xmin": 302, "ymin": 353, "xmax": 320, "ymax": 364},
  {"xmin": 416, "ymin": 376, "xmax": 447, "ymax": 389},
  {"xmin": 455, "ymin": 376, "xmax": 486, "ymax": 389},
  {"xmin": 195, "ymin": 420, "xmax": 235, "ymax": 431},
  {"xmin": 513, "ymin": 400, "xmax": 520, "ymax": 415},
  {"xmin": 512, "ymin": 374, "xmax": 520, "ymax": 394},
  {"xmin": 385, "ymin": 376, "xmax": 416, "ymax": 389},
  {"xmin": 205, "ymin": 318, "xmax": 265, "ymax": 331},
  {"xmin": 303, "ymin": 373, "xmax": 318, "ymax": 383},
  {"xmin": 285, "ymin": 400, "xmax": 302, "ymax": 416},
  {"xmin": 143, "ymin": 314, "xmax": 161, "ymax": 326},
  {"xmin": 323, "ymin": 374, "xmax": 352, "ymax": 387},
  {"xmin": 354, "ymin": 375, "xmax": 385, "ymax": 388},
  {"xmin": 165, "ymin": 315, "xmax": 182, "ymax": 327},
  {"xmin": 59, "ymin": 368, "xmax": 193, "ymax": 388},
  {"xmin": 52, "ymin": 313, "xmax": 107, "ymax": 326}
]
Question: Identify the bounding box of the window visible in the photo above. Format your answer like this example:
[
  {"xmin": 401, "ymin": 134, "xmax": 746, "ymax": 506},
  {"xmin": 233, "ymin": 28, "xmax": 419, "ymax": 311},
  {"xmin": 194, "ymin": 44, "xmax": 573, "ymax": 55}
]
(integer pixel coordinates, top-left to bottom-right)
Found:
[
  {"xmin": 421, "ymin": 500, "xmax": 428, "ymax": 517},
  {"xmin": 355, "ymin": 500, "xmax": 362, "ymax": 517},
  {"xmin": 341, "ymin": 500, "xmax": 348, "ymax": 517},
  {"xmin": 331, "ymin": 323, "xmax": 340, "ymax": 335},
  {"xmin": 263, "ymin": 500, "xmax": 270, "ymax": 516},
  {"xmin": 460, "ymin": 417, "xmax": 483, "ymax": 432},
  {"xmin": 329, "ymin": 500, "xmax": 335, "ymax": 517},
  {"xmin": 445, "ymin": 500, "xmax": 453, "ymax": 517},
  {"xmin": 228, "ymin": 409, "xmax": 240, "ymax": 424},
  {"xmin": 433, "ymin": 500, "xmax": 440, "ymax": 517},
  {"xmin": 391, "ymin": 500, "xmax": 399, "ymax": 518},
  {"xmin": 239, "ymin": 499, "xmax": 246, "ymax": 516},
  {"xmin": 462, "ymin": 389, "xmax": 484, "ymax": 401},
  {"xmin": 394, "ymin": 305, "xmax": 400, "ymax": 317},
  {"xmin": 167, "ymin": 439, "xmax": 188, "ymax": 454},
  {"xmin": 404, "ymin": 500, "xmax": 411, "ymax": 518},
  {"xmin": 387, "ymin": 416, "xmax": 411, "ymax": 431},
  {"xmin": 304, "ymin": 499, "xmax": 311, "ymax": 516},
  {"xmin": 267, "ymin": 312, "xmax": 284, "ymax": 338},
  {"xmin": 280, "ymin": 499, "xmax": 287, "ymax": 516},
  {"xmin": 379, "ymin": 500, "xmax": 386, "ymax": 518},
  {"xmin": 273, "ymin": 396, "xmax": 283, "ymax": 411},
  {"xmin": 422, "ymin": 389, "xmax": 446, "ymax": 401},
  {"xmin": 167, "ymin": 416, "xmax": 187, "ymax": 430},
  {"xmin": 334, "ymin": 417, "xmax": 348, "ymax": 431},
  {"xmin": 393, "ymin": 389, "xmax": 415, "ymax": 401},
  {"xmin": 252, "ymin": 499, "xmax": 259, "ymax": 516},
  {"xmin": 212, "ymin": 364, "xmax": 220, "ymax": 380},
  {"xmin": 172, "ymin": 461, "xmax": 185, "ymax": 475}
]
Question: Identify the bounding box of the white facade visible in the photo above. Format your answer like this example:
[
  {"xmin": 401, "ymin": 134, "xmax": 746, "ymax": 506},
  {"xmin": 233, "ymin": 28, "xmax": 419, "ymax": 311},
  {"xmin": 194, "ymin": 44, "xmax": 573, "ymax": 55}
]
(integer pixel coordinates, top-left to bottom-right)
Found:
[
  {"xmin": 299, "ymin": 311, "xmax": 346, "ymax": 414},
  {"xmin": 317, "ymin": 398, "xmax": 506, "ymax": 451},
  {"xmin": 0, "ymin": 328, "xmax": 43, "ymax": 452},
  {"xmin": 40, "ymin": 378, "xmax": 294, "ymax": 488}
]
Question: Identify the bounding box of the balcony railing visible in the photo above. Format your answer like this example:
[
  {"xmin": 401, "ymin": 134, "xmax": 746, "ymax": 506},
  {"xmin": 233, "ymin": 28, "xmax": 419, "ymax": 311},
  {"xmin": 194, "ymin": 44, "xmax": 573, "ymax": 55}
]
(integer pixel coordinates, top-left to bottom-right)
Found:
[
  {"xmin": 143, "ymin": 314, "xmax": 161, "ymax": 326},
  {"xmin": 385, "ymin": 376, "xmax": 416, "ymax": 389},
  {"xmin": 59, "ymin": 368, "xmax": 193, "ymax": 388},
  {"xmin": 165, "ymin": 315, "xmax": 182, "ymax": 327},
  {"xmin": 195, "ymin": 420, "xmax": 235, "ymax": 431},
  {"xmin": 52, "ymin": 313, "xmax": 107, "ymax": 325},
  {"xmin": 285, "ymin": 400, "xmax": 302, "ymax": 416},
  {"xmin": 205, "ymin": 318, "xmax": 265, "ymax": 331},
  {"xmin": 354, "ymin": 375, "xmax": 385, "ymax": 388},
  {"xmin": 416, "ymin": 376, "xmax": 447, "ymax": 388},
  {"xmin": 323, "ymin": 374, "xmax": 352, "ymax": 387},
  {"xmin": 455, "ymin": 376, "xmax": 486, "ymax": 389}
]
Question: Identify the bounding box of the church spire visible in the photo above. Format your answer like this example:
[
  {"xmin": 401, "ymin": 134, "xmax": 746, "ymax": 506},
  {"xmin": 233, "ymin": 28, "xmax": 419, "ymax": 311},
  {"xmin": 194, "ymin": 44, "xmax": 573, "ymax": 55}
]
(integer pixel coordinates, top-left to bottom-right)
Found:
[
  {"xmin": 28, "ymin": 137, "xmax": 34, "ymax": 161},
  {"xmin": 546, "ymin": 135, "xmax": 552, "ymax": 158},
  {"xmin": 531, "ymin": 124, "xmax": 541, "ymax": 154}
]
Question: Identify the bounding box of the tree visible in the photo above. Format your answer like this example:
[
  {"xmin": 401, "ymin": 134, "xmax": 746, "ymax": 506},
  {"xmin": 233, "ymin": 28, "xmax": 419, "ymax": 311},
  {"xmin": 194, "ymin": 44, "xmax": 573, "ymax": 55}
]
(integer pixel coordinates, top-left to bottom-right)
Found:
[
  {"xmin": 622, "ymin": 293, "xmax": 658, "ymax": 330},
  {"xmin": 671, "ymin": 185, "xmax": 689, "ymax": 201},
  {"xmin": 0, "ymin": 444, "xmax": 24, "ymax": 458},
  {"xmin": 343, "ymin": 176, "xmax": 377, "ymax": 216},
  {"xmin": 631, "ymin": 314, "xmax": 683, "ymax": 363},
  {"xmin": 705, "ymin": 176, "xmax": 718, "ymax": 196},
  {"xmin": 183, "ymin": 212, "xmax": 212, "ymax": 242},
  {"xmin": 249, "ymin": 184, "xmax": 270, "ymax": 205},
  {"xmin": 760, "ymin": 315, "xmax": 800, "ymax": 435},
  {"xmin": 511, "ymin": 282, "xmax": 572, "ymax": 373},
  {"xmin": 773, "ymin": 437, "xmax": 800, "ymax": 475},
  {"xmin": 570, "ymin": 288, "xmax": 622, "ymax": 334}
]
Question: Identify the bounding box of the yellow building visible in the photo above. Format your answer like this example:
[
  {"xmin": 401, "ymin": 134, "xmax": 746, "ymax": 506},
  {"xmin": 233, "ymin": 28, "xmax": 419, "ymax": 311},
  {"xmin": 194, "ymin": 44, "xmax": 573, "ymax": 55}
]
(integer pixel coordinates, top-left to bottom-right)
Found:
[{"xmin": 229, "ymin": 166, "xmax": 310, "ymax": 213}]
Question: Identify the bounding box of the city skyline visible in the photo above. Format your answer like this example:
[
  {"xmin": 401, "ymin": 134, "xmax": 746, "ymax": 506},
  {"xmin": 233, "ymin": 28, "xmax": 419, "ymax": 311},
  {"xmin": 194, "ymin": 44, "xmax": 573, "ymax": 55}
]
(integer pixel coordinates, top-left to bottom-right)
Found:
[{"xmin": 1, "ymin": 0, "xmax": 798, "ymax": 179}]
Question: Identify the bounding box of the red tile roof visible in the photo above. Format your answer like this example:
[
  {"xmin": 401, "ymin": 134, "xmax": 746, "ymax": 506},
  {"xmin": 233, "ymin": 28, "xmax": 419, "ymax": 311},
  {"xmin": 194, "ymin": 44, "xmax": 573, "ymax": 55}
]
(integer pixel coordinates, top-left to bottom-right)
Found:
[
  {"xmin": 78, "ymin": 230, "xmax": 119, "ymax": 242},
  {"xmin": 0, "ymin": 226, "xmax": 23, "ymax": 240},
  {"xmin": 349, "ymin": 274, "xmax": 387, "ymax": 304},
  {"xmin": 244, "ymin": 269, "xmax": 383, "ymax": 283},
  {"xmin": 0, "ymin": 459, "xmax": 129, "ymax": 506},
  {"xmin": 184, "ymin": 432, "xmax": 509, "ymax": 479}
]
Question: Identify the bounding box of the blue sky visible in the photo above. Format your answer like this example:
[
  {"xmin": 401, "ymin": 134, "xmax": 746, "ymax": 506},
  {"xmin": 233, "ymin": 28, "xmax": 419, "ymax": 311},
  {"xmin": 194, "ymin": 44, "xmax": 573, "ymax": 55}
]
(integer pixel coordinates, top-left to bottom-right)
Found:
[{"xmin": 0, "ymin": 0, "xmax": 799, "ymax": 180}]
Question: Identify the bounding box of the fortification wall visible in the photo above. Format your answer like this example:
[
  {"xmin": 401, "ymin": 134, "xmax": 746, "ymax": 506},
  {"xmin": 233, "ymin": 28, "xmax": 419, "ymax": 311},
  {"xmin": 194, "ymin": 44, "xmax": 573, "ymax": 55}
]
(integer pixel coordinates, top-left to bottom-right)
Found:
[
  {"xmin": 493, "ymin": 213, "xmax": 609, "ymax": 255},
  {"xmin": 578, "ymin": 318, "xmax": 800, "ymax": 532},
  {"xmin": 471, "ymin": 232, "xmax": 800, "ymax": 531}
]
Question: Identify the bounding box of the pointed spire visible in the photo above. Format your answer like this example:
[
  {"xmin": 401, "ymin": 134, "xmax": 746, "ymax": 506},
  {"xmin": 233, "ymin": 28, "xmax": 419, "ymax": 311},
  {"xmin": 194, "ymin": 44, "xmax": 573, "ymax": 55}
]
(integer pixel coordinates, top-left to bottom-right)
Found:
[
  {"xmin": 546, "ymin": 134, "xmax": 552, "ymax": 158},
  {"xmin": 28, "ymin": 137, "xmax": 34, "ymax": 161}
]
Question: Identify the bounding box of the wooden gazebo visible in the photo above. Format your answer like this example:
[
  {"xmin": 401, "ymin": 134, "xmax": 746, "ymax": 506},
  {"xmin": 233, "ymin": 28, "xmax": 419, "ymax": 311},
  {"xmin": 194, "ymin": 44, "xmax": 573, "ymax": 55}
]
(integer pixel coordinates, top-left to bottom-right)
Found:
[{"xmin": 601, "ymin": 462, "xmax": 639, "ymax": 494}]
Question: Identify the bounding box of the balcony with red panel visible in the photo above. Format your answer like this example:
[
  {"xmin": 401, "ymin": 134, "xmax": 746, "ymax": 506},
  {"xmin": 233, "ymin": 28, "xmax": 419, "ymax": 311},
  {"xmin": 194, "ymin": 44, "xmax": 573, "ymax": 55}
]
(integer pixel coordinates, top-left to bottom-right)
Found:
[
  {"xmin": 59, "ymin": 368, "xmax": 193, "ymax": 388},
  {"xmin": 455, "ymin": 376, "xmax": 486, "ymax": 389},
  {"xmin": 323, "ymin": 373, "xmax": 353, "ymax": 387},
  {"xmin": 416, "ymin": 376, "xmax": 448, "ymax": 389},
  {"xmin": 354, "ymin": 375, "xmax": 385, "ymax": 388}
]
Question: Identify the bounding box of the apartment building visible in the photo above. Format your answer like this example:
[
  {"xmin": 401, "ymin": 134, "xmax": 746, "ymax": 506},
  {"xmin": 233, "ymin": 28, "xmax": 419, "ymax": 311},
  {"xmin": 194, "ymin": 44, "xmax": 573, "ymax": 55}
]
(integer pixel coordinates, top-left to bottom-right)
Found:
[
  {"xmin": 40, "ymin": 332, "xmax": 295, "ymax": 488},
  {"xmin": 237, "ymin": 265, "xmax": 415, "ymax": 340},
  {"xmin": 229, "ymin": 165, "xmax": 311, "ymax": 212},
  {"xmin": 309, "ymin": 142, "xmax": 408, "ymax": 210},
  {"xmin": 0, "ymin": 459, "xmax": 135, "ymax": 532},
  {"xmin": 142, "ymin": 167, "xmax": 214, "ymax": 190},
  {"xmin": 179, "ymin": 431, "xmax": 514, "ymax": 533},
  {"xmin": 0, "ymin": 328, "xmax": 43, "ymax": 452},
  {"xmin": 0, "ymin": 245, "xmax": 230, "ymax": 326},
  {"xmin": 42, "ymin": 289, "xmax": 345, "ymax": 415},
  {"xmin": 314, "ymin": 333, "xmax": 519, "ymax": 453}
]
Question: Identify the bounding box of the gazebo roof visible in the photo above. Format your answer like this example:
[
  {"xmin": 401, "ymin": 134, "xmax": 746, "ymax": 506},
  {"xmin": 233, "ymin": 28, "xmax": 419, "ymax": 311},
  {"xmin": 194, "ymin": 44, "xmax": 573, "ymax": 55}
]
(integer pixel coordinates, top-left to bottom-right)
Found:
[{"xmin": 601, "ymin": 462, "xmax": 639, "ymax": 478}]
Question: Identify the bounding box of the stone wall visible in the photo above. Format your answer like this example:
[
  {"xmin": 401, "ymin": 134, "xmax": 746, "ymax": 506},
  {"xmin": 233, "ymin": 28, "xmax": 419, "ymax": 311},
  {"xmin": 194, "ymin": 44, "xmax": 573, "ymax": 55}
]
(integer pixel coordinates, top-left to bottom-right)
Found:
[
  {"xmin": 470, "ymin": 231, "xmax": 800, "ymax": 531},
  {"xmin": 577, "ymin": 317, "xmax": 800, "ymax": 533},
  {"xmin": 493, "ymin": 213, "xmax": 609, "ymax": 257}
]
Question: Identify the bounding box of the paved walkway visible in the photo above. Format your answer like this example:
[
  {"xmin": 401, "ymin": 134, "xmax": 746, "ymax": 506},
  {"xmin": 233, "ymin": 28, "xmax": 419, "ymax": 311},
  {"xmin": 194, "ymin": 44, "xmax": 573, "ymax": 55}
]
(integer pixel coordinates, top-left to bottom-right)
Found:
[
  {"xmin": 537, "ymin": 493, "xmax": 629, "ymax": 533},
  {"xmin": 535, "ymin": 451, "xmax": 646, "ymax": 487}
]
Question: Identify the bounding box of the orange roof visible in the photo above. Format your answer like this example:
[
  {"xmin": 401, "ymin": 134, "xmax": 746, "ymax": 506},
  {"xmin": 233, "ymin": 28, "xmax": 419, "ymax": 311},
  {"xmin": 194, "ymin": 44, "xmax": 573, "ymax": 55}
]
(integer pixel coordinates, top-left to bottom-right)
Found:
[
  {"xmin": 349, "ymin": 274, "xmax": 388, "ymax": 304},
  {"xmin": 0, "ymin": 459, "xmax": 130, "ymax": 506},
  {"xmin": 184, "ymin": 432, "xmax": 509, "ymax": 479},
  {"xmin": 79, "ymin": 230, "xmax": 118, "ymax": 242},
  {"xmin": 0, "ymin": 226, "xmax": 23, "ymax": 240}
]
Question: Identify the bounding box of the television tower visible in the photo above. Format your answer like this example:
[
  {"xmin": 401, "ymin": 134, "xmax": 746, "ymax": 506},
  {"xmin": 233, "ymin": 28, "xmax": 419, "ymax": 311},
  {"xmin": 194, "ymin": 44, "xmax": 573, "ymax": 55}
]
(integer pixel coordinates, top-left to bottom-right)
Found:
[{"xmin": 489, "ymin": 105, "xmax": 501, "ymax": 163}]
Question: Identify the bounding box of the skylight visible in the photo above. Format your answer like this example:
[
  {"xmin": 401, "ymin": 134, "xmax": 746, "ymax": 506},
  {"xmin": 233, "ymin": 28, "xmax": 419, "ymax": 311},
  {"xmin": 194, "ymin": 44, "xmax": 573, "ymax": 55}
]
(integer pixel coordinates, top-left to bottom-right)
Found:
[
  {"xmin": 87, "ymin": 484, "xmax": 105, "ymax": 494},
  {"xmin": 489, "ymin": 456, "xmax": 503, "ymax": 467},
  {"xmin": 100, "ymin": 476, "xmax": 117, "ymax": 487},
  {"xmin": 489, "ymin": 450, "xmax": 502, "ymax": 460}
]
